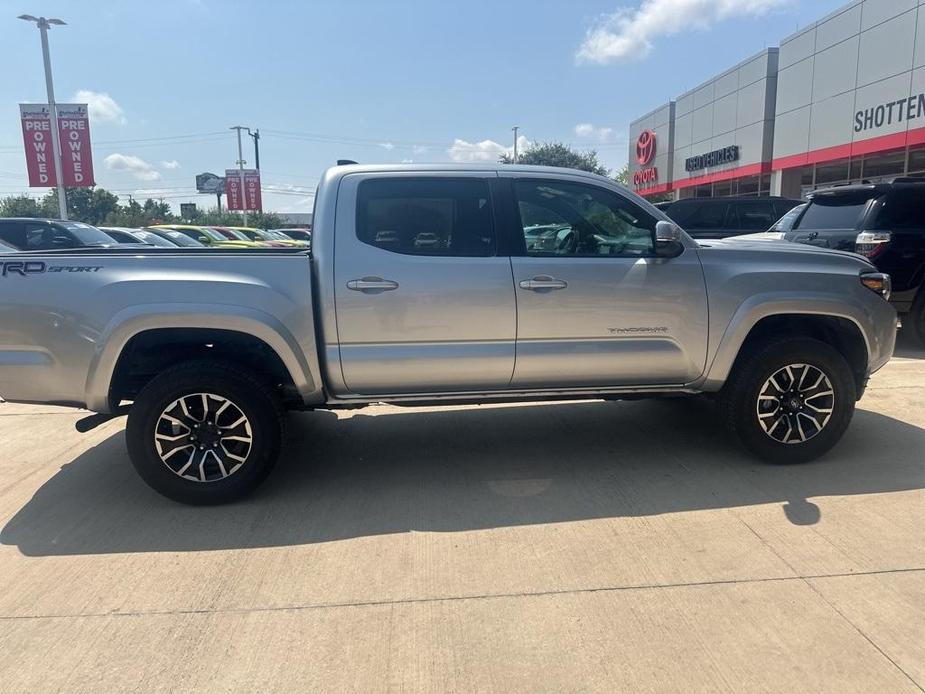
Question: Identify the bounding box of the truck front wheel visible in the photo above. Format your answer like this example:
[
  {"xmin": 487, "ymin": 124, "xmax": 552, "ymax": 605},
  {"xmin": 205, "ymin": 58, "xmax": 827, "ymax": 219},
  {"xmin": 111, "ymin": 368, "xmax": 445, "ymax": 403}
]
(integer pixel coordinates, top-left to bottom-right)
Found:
[
  {"xmin": 126, "ymin": 361, "xmax": 283, "ymax": 504},
  {"xmin": 721, "ymin": 338, "xmax": 856, "ymax": 464}
]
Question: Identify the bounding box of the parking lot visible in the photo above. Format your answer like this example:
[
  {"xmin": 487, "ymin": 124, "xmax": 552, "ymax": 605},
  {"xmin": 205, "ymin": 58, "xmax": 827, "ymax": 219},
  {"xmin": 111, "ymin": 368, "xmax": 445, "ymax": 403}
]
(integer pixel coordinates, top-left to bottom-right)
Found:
[{"xmin": 0, "ymin": 334, "xmax": 921, "ymax": 692}]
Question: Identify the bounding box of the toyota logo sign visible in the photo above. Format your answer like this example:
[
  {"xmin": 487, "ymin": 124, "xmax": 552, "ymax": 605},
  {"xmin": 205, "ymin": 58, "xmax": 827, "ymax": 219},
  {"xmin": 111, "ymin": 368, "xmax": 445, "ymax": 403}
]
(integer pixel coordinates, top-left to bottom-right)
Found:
[{"xmin": 636, "ymin": 130, "xmax": 657, "ymax": 166}]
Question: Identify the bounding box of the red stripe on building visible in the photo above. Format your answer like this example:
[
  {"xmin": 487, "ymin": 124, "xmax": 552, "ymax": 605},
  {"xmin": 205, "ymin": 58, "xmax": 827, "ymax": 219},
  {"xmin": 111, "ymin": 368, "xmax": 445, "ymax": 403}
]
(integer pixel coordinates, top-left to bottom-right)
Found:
[
  {"xmin": 636, "ymin": 182, "xmax": 672, "ymax": 197},
  {"xmin": 671, "ymin": 162, "xmax": 772, "ymax": 191},
  {"xmin": 772, "ymin": 124, "xmax": 925, "ymax": 171}
]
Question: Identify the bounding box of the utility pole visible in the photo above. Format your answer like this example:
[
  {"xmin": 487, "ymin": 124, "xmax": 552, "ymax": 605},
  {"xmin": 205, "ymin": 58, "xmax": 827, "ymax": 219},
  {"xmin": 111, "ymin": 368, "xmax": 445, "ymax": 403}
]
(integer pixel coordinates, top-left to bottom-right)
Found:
[
  {"xmin": 230, "ymin": 126, "xmax": 248, "ymax": 226},
  {"xmin": 248, "ymin": 128, "xmax": 260, "ymax": 170},
  {"xmin": 512, "ymin": 126, "xmax": 519, "ymax": 164},
  {"xmin": 19, "ymin": 15, "xmax": 68, "ymax": 219}
]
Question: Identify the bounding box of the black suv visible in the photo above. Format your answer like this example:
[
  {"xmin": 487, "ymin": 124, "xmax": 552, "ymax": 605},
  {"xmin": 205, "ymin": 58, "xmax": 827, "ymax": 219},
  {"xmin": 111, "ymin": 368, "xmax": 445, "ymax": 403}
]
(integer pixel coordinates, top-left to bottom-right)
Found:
[
  {"xmin": 658, "ymin": 196, "xmax": 803, "ymax": 239},
  {"xmin": 782, "ymin": 180, "xmax": 925, "ymax": 343},
  {"xmin": 0, "ymin": 218, "xmax": 119, "ymax": 250}
]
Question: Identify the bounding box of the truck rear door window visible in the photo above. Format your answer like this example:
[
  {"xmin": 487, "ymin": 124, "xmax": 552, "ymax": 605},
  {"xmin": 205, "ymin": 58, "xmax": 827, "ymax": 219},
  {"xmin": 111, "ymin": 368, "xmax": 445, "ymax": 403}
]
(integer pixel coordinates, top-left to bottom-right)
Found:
[{"xmin": 357, "ymin": 178, "xmax": 495, "ymax": 257}]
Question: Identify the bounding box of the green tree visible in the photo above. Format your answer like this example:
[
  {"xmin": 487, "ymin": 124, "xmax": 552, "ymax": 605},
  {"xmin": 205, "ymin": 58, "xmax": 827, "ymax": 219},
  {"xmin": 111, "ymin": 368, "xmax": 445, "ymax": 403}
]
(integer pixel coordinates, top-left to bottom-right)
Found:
[
  {"xmin": 500, "ymin": 141, "xmax": 610, "ymax": 177},
  {"xmin": 39, "ymin": 187, "xmax": 121, "ymax": 224},
  {"xmin": 614, "ymin": 165, "xmax": 629, "ymax": 186},
  {"xmin": 0, "ymin": 195, "xmax": 43, "ymax": 218}
]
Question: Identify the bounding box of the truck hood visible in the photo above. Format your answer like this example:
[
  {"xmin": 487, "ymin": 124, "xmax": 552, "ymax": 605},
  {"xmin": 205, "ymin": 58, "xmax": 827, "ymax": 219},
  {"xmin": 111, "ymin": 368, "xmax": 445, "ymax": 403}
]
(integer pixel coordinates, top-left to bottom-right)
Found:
[{"xmin": 697, "ymin": 237, "xmax": 869, "ymax": 264}]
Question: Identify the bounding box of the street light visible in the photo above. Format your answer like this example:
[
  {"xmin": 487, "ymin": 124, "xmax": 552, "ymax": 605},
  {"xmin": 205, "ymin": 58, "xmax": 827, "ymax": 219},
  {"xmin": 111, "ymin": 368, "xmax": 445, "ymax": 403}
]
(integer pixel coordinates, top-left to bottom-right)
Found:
[{"xmin": 18, "ymin": 14, "xmax": 68, "ymax": 219}]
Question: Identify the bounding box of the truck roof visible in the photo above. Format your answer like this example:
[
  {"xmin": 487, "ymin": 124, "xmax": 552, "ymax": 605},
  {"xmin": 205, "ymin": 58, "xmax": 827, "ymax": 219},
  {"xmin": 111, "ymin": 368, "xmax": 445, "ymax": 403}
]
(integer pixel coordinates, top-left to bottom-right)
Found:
[{"xmin": 323, "ymin": 163, "xmax": 622, "ymax": 187}]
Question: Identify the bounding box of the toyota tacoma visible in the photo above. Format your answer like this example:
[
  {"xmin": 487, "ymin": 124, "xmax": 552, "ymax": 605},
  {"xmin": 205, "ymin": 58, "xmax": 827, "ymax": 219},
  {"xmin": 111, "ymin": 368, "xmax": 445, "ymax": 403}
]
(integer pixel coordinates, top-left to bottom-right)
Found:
[{"xmin": 0, "ymin": 164, "xmax": 897, "ymax": 504}]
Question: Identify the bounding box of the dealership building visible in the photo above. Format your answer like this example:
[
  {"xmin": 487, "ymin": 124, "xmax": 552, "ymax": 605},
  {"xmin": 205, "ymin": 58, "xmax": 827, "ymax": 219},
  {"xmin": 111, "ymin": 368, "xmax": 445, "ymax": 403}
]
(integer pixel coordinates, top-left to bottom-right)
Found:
[{"xmin": 628, "ymin": 0, "xmax": 925, "ymax": 200}]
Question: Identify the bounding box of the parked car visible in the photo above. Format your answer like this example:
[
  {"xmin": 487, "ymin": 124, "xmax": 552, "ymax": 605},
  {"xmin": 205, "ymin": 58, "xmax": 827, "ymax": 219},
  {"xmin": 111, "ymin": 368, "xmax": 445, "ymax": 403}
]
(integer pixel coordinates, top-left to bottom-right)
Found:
[
  {"xmin": 99, "ymin": 226, "xmax": 179, "ymax": 248},
  {"xmin": 0, "ymin": 164, "xmax": 896, "ymax": 504},
  {"xmin": 149, "ymin": 224, "xmax": 250, "ymax": 249},
  {"xmin": 275, "ymin": 228, "xmax": 311, "ymax": 245},
  {"xmin": 781, "ymin": 180, "xmax": 925, "ymax": 343},
  {"xmin": 659, "ymin": 196, "xmax": 803, "ymax": 239},
  {"xmin": 206, "ymin": 226, "xmax": 272, "ymax": 248},
  {"xmin": 0, "ymin": 218, "xmax": 125, "ymax": 251},
  {"xmin": 730, "ymin": 203, "xmax": 809, "ymax": 242},
  {"xmin": 143, "ymin": 227, "xmax": 208, "ymax": 248}
]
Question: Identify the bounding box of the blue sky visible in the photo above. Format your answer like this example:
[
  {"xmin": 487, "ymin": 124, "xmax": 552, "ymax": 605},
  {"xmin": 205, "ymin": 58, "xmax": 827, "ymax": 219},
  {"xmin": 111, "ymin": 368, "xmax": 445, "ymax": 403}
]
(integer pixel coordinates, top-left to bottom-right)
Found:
[{"xmin": 1, "ymin": 0, "xmax": 848, "ymax": 212}]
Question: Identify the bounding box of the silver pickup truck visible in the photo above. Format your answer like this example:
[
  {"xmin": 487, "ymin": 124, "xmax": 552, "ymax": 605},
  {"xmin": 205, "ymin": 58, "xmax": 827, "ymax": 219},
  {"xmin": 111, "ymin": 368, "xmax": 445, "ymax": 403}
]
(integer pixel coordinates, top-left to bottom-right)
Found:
[{"xmin": 0, "ymin": 164, "xmax": 897, "ymax": 504}]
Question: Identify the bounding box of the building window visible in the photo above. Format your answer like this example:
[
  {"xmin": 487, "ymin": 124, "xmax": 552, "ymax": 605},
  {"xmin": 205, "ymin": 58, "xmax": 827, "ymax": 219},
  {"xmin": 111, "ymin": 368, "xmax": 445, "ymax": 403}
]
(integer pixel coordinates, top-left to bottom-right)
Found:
[
  {"xmin": 907, "ymin": 147, "xmax": 925, "ymax": 176},
  {"xmin": 862, "ymin": 151, "xmax": 905, "ymax": 180},
  {"xmin": 738, "ymin": 176, "xmax": 759, "ymax": 196},
  {"xmin": 815, "ymin": 159, "xmax": 850, "ymax": 185},
  {"xmin": 849, "ymin": 159, "xmax": 862, "ymax": 182}
]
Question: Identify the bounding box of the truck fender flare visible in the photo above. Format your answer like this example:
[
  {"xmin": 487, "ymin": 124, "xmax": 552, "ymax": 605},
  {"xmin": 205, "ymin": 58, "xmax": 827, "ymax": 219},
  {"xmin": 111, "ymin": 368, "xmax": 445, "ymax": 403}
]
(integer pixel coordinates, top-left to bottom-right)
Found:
[
  {"xmin": 700, "ymin": 292, "xmax": 871, "ymax": 391},
  {"xmin": 84, "ymin": 303, "xmax": 319, "ymax": 413}
]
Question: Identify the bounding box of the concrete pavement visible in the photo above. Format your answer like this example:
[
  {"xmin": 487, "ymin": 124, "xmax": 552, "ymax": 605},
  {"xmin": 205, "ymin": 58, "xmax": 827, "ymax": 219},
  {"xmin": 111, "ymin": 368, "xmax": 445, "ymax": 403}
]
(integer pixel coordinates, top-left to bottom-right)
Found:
[{"xmin": 0, "ymin": 334, "xmax": 923, "ymax": 692}]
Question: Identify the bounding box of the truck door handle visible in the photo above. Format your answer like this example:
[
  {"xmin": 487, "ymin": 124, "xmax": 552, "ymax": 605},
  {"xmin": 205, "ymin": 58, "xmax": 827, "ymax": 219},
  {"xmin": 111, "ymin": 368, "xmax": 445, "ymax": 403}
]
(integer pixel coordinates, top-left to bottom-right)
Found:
[
  {"xmin": 347, "ymin": 277, "xmax": 399, "ymax": 293},
  {"xmin": 519, "ymin": 276, "xmax": 568, "ymax": 291}
]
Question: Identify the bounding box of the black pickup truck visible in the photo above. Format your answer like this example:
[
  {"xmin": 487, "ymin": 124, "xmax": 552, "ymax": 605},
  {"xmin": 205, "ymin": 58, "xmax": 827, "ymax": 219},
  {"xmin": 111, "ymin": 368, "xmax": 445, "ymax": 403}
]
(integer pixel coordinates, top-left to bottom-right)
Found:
[{"xmin": 783, "ymin": 180, "xmax": 925, "ymax": 343}]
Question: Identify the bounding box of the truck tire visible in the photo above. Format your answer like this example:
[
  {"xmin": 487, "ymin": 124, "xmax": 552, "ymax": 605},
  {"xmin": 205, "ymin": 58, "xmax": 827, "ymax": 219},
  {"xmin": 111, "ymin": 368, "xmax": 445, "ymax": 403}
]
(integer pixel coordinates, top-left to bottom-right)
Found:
[
  {"xmin": 126, "ymin": 360, "xmax": 284, "ymax": 505},
  {"xmin": 720, "ymin": 338, "xmax": 856, "ymax": 464}
]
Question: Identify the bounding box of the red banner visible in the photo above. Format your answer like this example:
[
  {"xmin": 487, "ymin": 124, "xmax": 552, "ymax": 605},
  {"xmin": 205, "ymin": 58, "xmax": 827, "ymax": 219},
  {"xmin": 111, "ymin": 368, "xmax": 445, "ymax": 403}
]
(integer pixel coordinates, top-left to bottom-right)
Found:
[
  {"xmin": 20, "ymin": 104, "xmax": 56, "ymax": 187},
  {"xmin": 244, "ymin": 169, "xmax": 262, "ymax": 211},
  {"xmin": 56, "ymin": 104, "xmax": 95, "ymax": 187},
  {"xmin": 225, "ymin": 169, "xmax": 262, "ymax": 211},
  {"xmin": 225, "ymin": 169, "xmax": 244, "ymax": 210}
]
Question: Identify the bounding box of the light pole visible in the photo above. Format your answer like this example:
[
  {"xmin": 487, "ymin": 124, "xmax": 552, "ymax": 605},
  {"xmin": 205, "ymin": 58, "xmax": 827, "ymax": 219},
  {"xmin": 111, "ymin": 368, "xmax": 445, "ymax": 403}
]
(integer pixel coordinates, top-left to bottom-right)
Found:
[
  {"xmin": 230, "ymin": 126, "xmax": 248, "ymax": 226},
  {"xmin": 512, "ymin": 126, "xmax": 519, "ymax": 164},
  {"xmin": 18, "ymin": 14, "xmax": 68, "ymax": 219}
]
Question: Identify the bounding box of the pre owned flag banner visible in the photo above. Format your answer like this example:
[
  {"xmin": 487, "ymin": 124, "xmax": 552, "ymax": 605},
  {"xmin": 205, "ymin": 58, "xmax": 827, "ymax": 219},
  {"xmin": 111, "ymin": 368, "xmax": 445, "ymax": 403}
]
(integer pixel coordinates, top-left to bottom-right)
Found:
[
  {"xmin": 20, "ymin": 104, "xmax": 56, "ymax": 187},
  {"xmin": 225, "ymin": 169, "xmax": 244, "ymax": 210},
  {"xmin": 56, "ymin": 104, "xmax": 95, "ymax": 187},
  {"xmin": 244, "ymin": 169, "xmax": 262, "ymax": 211},
  {"xmin": 20, "ymin": 103, "xmax": 95, "ymax": 187},
  {"xmin": 225, "ymin": 169, "xmax": 262, "ymax": 211}
]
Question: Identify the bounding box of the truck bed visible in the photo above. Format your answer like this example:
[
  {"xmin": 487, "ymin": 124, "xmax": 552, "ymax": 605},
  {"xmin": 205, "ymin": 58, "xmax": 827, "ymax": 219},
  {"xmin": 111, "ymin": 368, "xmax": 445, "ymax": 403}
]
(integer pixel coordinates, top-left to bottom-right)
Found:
[{"xmin": 0, "ymin": 249, "xmax": 322, "ymax": 411}]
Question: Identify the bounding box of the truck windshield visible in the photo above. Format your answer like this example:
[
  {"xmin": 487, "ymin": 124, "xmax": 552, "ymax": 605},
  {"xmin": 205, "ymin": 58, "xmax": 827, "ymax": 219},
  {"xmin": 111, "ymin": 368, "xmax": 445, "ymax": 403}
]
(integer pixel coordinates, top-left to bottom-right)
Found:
[
  {"xmin": 58, "ymin": 222, "xmax": 117, "ymax": 246},
  {"xmin": 796, "ymin": 196, "xmax": 873, "ymax": 230}
]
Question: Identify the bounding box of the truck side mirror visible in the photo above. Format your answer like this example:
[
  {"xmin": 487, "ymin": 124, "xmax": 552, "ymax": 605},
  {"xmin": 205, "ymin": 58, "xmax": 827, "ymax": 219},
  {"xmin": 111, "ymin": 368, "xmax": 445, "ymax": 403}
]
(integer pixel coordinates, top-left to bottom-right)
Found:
[{"xmin": 655, "ymin": 221, "xmax": 683, "ymax": 257}]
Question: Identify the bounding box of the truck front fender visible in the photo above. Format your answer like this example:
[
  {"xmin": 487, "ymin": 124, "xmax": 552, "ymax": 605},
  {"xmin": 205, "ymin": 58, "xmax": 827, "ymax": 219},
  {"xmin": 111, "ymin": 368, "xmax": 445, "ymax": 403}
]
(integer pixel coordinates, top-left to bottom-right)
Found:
[{"xmin": 699, "ymin": 292, "xmax": 875, "ymax": 391}]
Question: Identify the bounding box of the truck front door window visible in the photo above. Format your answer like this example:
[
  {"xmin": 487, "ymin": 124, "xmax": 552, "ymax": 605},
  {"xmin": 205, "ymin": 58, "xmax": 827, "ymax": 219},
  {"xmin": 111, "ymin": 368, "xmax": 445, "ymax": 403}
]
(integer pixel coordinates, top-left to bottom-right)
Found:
[{"xmin": 515, "ymin": 180, "xmax": 655, "ymax": 257}]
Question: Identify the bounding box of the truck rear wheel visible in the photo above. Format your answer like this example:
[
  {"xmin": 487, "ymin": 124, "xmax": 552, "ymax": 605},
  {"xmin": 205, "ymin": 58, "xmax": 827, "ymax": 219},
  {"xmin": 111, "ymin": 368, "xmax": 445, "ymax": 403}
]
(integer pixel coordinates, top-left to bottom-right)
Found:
[
  {"xmin": 126, "ymin": 361, "xmax": 283, "ymax": 505},
  {"xmin": 720, "ymin": 338, "xmax": 856, "ymax": 464}
]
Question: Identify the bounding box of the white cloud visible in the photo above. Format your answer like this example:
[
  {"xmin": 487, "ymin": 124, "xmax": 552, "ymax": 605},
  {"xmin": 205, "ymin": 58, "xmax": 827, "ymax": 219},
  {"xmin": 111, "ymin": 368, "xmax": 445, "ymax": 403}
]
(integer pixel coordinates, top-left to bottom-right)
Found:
[
  {"xmin": 379, "ymin": 142, "xmax": 395, "ymax": 151},
  {"xmin": 412, "ymin": 145, "xmax": 429, "ymax": 155},
  {"xmin": 161, "ymin": 160, "xmax": 181, "ymax": 170},
  {"xmin": 104, "ymin": 153, "xmax": 162, "ymax": 181},
  {"xmin": 447, "ymin": 135, "xmax": 531, "ymax": 163},
  {"xmin": 574, "ymin": 123, "xmax": 615, "ymax": 141},
  {"xmin": 576, "ymin": 0, "xmax": 786, "ymax": 64},
  {"xmin": 72, "ymin": 89, "xmax": 126, "ymax": 124}
]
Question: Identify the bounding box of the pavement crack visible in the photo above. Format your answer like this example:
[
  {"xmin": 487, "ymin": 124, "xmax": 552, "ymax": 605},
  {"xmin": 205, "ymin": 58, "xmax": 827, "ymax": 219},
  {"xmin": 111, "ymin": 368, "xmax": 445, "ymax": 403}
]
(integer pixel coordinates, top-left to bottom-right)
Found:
[
  {"xmin": 735, "ymin": 517, "xmax": 924, "ymax": 693},
  {"xmin": 1, "ymin": 566, "xmax": 922, "ymax": 624}
]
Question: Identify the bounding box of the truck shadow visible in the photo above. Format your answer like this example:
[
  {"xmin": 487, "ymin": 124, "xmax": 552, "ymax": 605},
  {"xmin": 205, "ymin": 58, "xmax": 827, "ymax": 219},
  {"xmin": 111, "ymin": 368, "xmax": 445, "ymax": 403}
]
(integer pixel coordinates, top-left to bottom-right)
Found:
[
  {"xmin": 895, "ymin": 329, "xmax": 925, "ymax": 359},
  {"xmin": 3, "ymin": 399, "xmax": 924, "ymax": 556}
]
